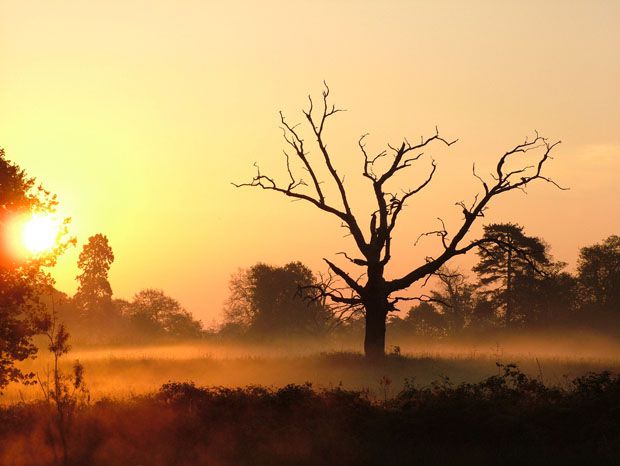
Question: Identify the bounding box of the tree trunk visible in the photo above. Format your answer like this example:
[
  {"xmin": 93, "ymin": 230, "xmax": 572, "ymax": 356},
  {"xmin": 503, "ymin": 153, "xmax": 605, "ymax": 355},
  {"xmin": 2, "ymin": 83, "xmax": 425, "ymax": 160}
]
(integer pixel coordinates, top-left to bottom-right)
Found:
[{"xmin": 364, "ymin": 299, "xmax": 388, "ymax": 358}]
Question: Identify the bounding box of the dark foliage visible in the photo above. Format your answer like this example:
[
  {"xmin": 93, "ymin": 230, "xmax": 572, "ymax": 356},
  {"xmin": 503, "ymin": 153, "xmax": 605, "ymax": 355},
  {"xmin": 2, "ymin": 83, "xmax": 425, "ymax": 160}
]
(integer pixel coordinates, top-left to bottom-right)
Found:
[
  {"xmin": 431, "ymin": 267, "xmax": 477, "ymax": 333},
  {"xmin": 390, "ymin": 301, "xmax": 448, "ymax": 337},
  {"xmin": 224, "ymin": 261, "xmax": 333, "ymax": 338},
  {"xmin": 74, "ymin": 234, "xmax": 114, "ymax": 319},
  {"xmin": 0, "ymin": 148, "xmax": 71, "ymax": 391},
  {"xmin": 577, "ymin": 235, "xmax": 620, "ymax": 327},
  {"xmin": 386, "ymin": 228, "xmax": 620, "ymax": 339},
  {"xmin": 2, "ymin": 367, "xmax": 620, "ymax": 465},
  {"xmin": 473, "ymin": 223, "xmax": 553, "ymax": 327},
  {"xmin": 127, "ymin": 288, "xmax": 203, "ymax": 340}
]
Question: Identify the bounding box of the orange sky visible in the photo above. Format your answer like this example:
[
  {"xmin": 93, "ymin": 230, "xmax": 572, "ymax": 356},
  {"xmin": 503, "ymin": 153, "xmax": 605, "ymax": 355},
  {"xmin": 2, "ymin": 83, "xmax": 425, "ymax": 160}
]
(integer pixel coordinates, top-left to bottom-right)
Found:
[{"xmin": 1, "ymin": 0, "xmax": 618, "ymax": 324}]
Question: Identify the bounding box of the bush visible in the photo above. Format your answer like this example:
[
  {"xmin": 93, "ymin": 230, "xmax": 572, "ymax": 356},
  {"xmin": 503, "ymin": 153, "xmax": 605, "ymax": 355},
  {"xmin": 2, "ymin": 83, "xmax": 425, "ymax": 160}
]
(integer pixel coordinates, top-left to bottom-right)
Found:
[{"xmin": 2, "ymin": 367, "xmax": 620, "ymax": 465}]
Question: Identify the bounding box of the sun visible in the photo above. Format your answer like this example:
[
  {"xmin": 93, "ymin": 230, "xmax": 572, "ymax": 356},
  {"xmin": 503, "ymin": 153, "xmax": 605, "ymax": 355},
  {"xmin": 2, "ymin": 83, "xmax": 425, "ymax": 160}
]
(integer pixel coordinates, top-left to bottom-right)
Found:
[{"xmin": 22, "ymin": 214, "xmax": 59, "ymax": 255}]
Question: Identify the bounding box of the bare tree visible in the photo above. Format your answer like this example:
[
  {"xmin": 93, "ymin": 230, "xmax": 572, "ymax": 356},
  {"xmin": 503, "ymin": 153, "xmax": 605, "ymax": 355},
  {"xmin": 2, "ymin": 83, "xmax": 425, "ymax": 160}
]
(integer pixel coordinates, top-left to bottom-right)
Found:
[{"xmin": 235, "ymin": 84, "xmax": 563, "ymax": 358}]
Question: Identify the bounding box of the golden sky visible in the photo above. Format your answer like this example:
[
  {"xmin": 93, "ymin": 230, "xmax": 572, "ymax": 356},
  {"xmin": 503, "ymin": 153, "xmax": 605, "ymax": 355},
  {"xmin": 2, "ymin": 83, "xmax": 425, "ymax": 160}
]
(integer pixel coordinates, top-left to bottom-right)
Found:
[{"xmin": 1, "ymin": 0, "xmax": 618, "ymax": 323}]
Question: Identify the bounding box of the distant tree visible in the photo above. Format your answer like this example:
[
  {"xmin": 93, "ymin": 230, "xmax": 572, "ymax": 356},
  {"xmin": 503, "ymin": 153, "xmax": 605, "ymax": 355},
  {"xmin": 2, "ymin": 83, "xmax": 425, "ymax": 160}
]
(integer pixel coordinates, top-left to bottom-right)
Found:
[
  {"xmin": 0, "ymin": 148, "xmax": 71, "ymax": 391},
  {"xmin": 112, "ymin": 298, "xmax": 132, "ymax": 316},
  {"xmin": 431, "ymin": 267, "xmax": 476, "ymax": 333},
  {"xmin": 224, "ymin": 262, "xmax": 332, "ymax": 337},
  {"xmin": 577, "ymin": 235, "xmax": 620, "ymax": 324},
  {"xmin": 74, "ymin": 234, "xmax": 114, "ymax": 319},
  {"xmin": 235, "ymin": 85, "xmax": 563, "ymax": 356},
  {"xmin": 394, "ymin": 302, "xmax": 446, "ymax": 337},
  {"xmin": 469, "ymin": 297, "xmax": 501, "ymax": 331},
  {"xmin": 473, "ymin": 223, "xmax": 552, "ymax": 327},
  {"xmin": 512, "ymin": 270, "xmax": 578, "ymax": 328},
  {"xmin": 128, "ymin": 289, "xmax": 203, "ymax": 339}
]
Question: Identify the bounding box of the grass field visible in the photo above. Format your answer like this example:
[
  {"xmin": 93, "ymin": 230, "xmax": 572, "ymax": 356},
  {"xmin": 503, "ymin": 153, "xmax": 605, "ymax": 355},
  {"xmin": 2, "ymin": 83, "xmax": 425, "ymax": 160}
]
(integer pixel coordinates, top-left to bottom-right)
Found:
[
  {"xmin": 2, "ymin": 333, "xmax": 620, "ymax": 465},
  {"xmin": 4, "ymin": 331, "xmax": 620, "ymax": 403}
]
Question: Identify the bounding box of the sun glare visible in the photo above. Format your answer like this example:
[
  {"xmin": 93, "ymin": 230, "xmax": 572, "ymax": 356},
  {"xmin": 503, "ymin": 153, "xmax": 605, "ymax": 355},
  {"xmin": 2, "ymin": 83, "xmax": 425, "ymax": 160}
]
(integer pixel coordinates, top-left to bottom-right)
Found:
[{"xmin": 21, "ymin": 214, "xmax": 59, "ymax": 255}]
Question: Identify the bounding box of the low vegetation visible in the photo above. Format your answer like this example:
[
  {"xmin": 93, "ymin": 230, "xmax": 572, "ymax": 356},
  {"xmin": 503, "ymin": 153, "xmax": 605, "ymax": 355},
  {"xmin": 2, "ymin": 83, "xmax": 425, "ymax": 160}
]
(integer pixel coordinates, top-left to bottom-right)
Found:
[{"xmin": 1, "ymin": 363, "xmax": 619, "ymax": 466}]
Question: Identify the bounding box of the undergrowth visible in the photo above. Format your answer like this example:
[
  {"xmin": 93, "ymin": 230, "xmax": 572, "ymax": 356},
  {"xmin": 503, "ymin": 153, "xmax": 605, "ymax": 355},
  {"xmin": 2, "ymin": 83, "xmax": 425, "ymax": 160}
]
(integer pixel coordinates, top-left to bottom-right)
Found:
[{"xmin": 1, "ymin": 363, "xmax": 619, "ymax": 466}]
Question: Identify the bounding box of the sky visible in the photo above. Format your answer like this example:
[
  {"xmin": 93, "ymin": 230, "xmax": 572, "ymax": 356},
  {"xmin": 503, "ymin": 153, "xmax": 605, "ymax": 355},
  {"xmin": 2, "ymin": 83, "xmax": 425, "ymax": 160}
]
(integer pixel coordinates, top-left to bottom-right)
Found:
[{"xmin": 1, "ymin": 0, "xmax": 618, "ymax": 324}]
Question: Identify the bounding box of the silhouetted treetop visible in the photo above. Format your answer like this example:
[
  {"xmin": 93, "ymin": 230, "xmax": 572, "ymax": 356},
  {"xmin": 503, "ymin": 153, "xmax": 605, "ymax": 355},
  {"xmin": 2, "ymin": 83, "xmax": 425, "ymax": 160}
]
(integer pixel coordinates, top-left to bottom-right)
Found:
[
  {"xmin": 74, "ymin": 234, "xmax": 114, "ymax": 317},
  {"xmin": 578, "ymin": 235, "xmax": 620, "ymax": 316},
  {"xmin": 224, "ymin": 261, "xmax": 332, "ymax": 337},
  {"xmin": 128, "ymin": 289, "xmax": 203, "ymax": 339}
]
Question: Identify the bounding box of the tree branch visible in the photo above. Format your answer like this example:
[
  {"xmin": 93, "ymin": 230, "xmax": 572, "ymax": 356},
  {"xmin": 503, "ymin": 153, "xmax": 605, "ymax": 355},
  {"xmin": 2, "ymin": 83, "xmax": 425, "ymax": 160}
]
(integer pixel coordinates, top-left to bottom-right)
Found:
[
  {"xmin": 324, "ymin": 258, "xmax": 364, "ymax": 295},
  {"xmin": 388, "ymin": 133, "xmax": 562, "ymax": 293},
  {"xmin": 233, "ymin": 163, "xmax": 348, "ymax": 221}
]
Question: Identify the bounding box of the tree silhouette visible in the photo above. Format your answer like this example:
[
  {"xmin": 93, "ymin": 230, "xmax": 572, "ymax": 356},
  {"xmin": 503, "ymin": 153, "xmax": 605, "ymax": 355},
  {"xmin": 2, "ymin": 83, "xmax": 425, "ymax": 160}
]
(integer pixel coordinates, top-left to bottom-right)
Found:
[
  {"xmin": 0, "ymin": 148, "xmax": 72, "ymax": 390},
  {"xmin": 430, "ymin": 267, "xmax": 476, "ymax": 333},
  {"xmin": 74, "ymin": 234, "xmax": 114, "ymax": 319},
  {"xmin": 225, "ymin": 261, "xmax": 332, "ymax": 337},
  {"xmin": 235, "ymin": 84, "xmax": 563, "ymax": 357},
  {"xmin": 577, "ymin": 235, "xmax": 620, "ymax": 325},
  {"xmin": 473, "ymin": 223, "xmax": 552, "ymax": 327},
  {"xmin": 513, "ymin": 269, "xmax": 577, "ymax": 328},
  {"xmin": 128, "ymin": 289, "xmax": 203, "ymax": 339},
  {"xmin": 392, "ymin": 301, "xmax": 446, "ymax": 337}
]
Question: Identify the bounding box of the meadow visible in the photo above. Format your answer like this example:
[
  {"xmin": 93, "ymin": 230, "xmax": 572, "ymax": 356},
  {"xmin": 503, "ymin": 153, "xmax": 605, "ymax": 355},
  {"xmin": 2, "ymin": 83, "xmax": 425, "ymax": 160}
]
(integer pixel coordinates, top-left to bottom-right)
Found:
[
  {"xmin": 1, "ymin": 350, "xmax": 620, "ymax": 465},
  {"xmin": 4, "ymin": 330, "xmax": 620, "ymax": 403},
  {"xmin": 2, "ymin": 332, "xmax": 620, "ymax": 465}
]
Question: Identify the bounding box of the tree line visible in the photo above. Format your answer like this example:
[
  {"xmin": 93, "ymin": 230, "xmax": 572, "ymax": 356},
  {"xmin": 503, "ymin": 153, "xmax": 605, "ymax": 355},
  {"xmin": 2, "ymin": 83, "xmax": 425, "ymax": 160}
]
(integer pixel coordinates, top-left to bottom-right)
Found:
[
  {"xmin": 0, "ymin": 145, "xmax": 206, "ymax": 393},
  {"xmin": 50, "ymin": 221, "xmax": 620, "ymax": 345},
  {"xmin": 54, "ymin": 233, "xmax": 204, "ymax": 344},
  {"xmin": 392, "ymin": 226, "xmax": 619, "ymax": 337},
  {"xmin": 219, "ymin": 226, "xmax": 619, "ymax": 340}
]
